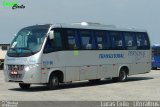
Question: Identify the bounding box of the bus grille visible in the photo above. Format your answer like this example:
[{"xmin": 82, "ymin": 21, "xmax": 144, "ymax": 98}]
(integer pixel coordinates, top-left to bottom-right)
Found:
[
  {"xmin": 8, "ymin": 65, "xmax": 24, "ymax": 71},
  {"xmin": 7, "ymin": 65, "xmax": 25, "ymax": 80}
]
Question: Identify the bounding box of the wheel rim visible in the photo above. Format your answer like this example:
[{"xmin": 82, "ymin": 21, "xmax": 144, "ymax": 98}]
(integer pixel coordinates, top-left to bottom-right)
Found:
[
  {"xmin": 52, "ymin": 77, "xmax": 58, "ymax": 86},
  {"xmin": 120, "ymin": 71, "xmax": 126, "ymax": 80}
]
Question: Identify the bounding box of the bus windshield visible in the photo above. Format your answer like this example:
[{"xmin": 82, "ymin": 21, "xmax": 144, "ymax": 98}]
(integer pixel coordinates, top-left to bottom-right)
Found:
[{"xmin": 7, "ymin": 25, "xmax": 50, "ymax": 57}]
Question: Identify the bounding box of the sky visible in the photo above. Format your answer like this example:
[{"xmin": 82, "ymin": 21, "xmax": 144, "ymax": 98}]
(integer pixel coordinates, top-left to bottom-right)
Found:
[{"xmin": 0, "ymin": 0, "xmax": 160, "ymax": 45}]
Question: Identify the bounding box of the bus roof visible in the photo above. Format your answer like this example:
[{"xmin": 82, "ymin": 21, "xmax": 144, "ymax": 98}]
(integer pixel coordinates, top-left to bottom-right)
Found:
[
  {"xmin": 51, "ymin": 22, "xmax": 147, "ymax": 33},
  {"xmin": 30, "ymin": 23, "xmax": 147, "ymax": 33}
]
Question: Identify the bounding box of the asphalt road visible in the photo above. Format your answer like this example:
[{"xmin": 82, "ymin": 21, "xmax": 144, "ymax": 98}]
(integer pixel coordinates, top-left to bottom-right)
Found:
[{"xmin": 0, "ymin": 70, "xmax": 160, "ymax": 101}]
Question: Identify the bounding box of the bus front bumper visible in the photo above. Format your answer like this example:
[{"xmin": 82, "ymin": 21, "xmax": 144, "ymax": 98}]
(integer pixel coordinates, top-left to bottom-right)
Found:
[{"xmin": 3, "ymin": 64, "xmax": 42, "ymax": 84}]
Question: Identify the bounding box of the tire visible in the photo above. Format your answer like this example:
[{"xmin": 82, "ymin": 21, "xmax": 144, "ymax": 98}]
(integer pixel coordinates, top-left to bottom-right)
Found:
[
  {"xmin": 19, "ymin": 83, "xmax": 30, "ymax": 89},
  {"xmin": 112, "ymin": 69, "xmax": 127, "ymax": 82},
  {"xmin": 89, "ymin": 79, "xmax": 100, "ymax": 83},
  {"xmin": 47, "ymin": 75, "xmax": 59, "ymax": 90},
  {"xmin": 118, "ymin": 69, "xmax": 127, "ymax": 82}
]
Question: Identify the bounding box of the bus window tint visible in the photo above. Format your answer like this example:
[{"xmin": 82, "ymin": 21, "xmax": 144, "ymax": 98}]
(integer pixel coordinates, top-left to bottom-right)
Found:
[
  {"xmin": 143, "ymin": 33, "xmax": 150, "ymax": 49},
  {"xmin": 124, "ymin": 33, "xmax": 136, "ymax": 50},
  {"xmin": 80, "ymin": 31, "xmax": 92, "ymax": 49},
  {"xmin": 44, "ymin": 30, "xmax": 63, "ymax": 53},
  {"xmin": 95, "ymin": 31, "xmax": 106, "ymax": 49},
  {"xmin": 110, "ymin": 32, "xmax": 124, "ymax": 50},
  {"xmin": 66, "ymin": 30, "xmax": 77, "ymax": 50},
  {"xmin": 136, "ymin": 33, "xmax": 150, "ymax": 49},
  {"xmin": 53, "ymin": 31, "xmax": 62, "ymax": 50},
  {"xmin": 136, "ymin": 33, "xmax": 143, "ymax": 49}
]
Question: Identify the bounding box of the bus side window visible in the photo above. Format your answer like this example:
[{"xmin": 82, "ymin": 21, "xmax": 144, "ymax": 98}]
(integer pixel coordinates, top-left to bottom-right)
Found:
[
  {"xmin": 44, "ymin": 29, "xmax": 62, "ymax": 53},
  {"xmin": 137, "ymin": 33, "xmax": 144, "ymax": 49},
  {"xmin": 53, "ymin": 31, "xmax": 63, "ymax": 50},
  {"xmin": 97, "ymin": 36, "xmax": 103, "ymax": 49},
  {"xmin": 124, "ymin": 32, "xmax": 136, "ymax": 50},
  {"xmin": 80, "ymin": 30, "xmax": 93, "ymax": 50},
  {"xmin": 44, "ymin": 37, "xmax": 54, "ymax": 53},
  {"xmin": 95, "ymin": 31, "xmax": 106, "ymax": 50},
  {"xmin": 66, "ymin": 30, "xmax": 78, "ymax": 50},
  {"xmin": 143, "ymin": 33, "xmax": 150, "ymax": 49},
  {"xmin": 136, "ymin": 33, "xmax": 150, "ymax": 50},
  {"xmin": 110, "ymin": 31, "xmax": 124, "ymax": 50}
]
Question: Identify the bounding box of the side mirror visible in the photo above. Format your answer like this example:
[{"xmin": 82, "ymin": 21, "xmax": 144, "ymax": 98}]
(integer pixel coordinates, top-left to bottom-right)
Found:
[{"xmin": 48, "ymin": 30, "xmax": 54, "ymax": 39}]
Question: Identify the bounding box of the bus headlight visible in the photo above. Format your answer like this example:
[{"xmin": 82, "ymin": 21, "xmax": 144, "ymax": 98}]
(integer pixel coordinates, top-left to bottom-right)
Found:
[
  {"xmin": 24, "ymin": 66, "xmax": 30, "ymax": 71},
  {"xmin": 24, "ymin": 64, "xmax": 39, "ymax": 72}
]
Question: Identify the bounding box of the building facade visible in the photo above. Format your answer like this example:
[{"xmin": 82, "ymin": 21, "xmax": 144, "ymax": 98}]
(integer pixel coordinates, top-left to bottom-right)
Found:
[{"xmin": 0, "ymin": 44, "xmax": 10, "ymax": 69}]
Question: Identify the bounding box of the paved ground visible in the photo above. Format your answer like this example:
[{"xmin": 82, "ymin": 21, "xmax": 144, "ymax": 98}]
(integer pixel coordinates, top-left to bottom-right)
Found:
[{"xmin": 0, "ymin": 70, "xmax": 160, "ymax": 101}]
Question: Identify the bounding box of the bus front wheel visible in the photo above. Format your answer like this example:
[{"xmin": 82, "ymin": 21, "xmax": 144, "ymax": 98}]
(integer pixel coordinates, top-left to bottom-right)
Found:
[
  {"xmin": 19, "ymin": 83, "xmax": 30, "ymax": 89},
  {"xmin": 47, "ymin": 75, "xmax": 59, "ymax": 90}
]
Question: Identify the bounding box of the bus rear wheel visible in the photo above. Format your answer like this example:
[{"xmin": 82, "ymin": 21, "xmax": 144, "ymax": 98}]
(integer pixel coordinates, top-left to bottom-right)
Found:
[
  {"xmin": 112, "ymin": 69, "xmax": 127, "ymax": 82},
  {"xmin": 47, "ymin": 75, "xmax": 59, "ymax": 90},
  {"xmin": 19, "ymin": 83, "xmax": 30, "ymax": 89}
]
